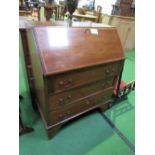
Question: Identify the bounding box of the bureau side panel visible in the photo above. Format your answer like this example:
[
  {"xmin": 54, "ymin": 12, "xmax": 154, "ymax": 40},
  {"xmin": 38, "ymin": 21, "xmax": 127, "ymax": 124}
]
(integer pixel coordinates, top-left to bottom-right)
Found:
[{"xmin": 27, "ymin": 28, "xmax": 48, "ymax": 119}]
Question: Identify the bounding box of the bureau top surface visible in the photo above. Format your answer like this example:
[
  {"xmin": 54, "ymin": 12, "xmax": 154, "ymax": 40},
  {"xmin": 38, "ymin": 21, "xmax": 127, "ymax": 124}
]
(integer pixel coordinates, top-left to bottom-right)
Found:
[{"xmin": 33, "ymin": 27, "xmax": 124, "ymax": 76}]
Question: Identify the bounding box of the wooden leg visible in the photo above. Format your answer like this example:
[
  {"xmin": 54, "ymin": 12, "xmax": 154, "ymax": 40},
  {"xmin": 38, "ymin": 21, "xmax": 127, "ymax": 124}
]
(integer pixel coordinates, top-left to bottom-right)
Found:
[{"xmin": 47, "ymin": 125, "xmax": 62, "ymax": 139}]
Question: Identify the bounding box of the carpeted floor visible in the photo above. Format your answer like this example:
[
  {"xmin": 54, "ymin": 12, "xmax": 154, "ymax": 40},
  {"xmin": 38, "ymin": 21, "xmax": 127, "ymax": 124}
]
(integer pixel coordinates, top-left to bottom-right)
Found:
[{"xmin": 19, "ymin": 50, "xmax": 135, "ymax": 155}]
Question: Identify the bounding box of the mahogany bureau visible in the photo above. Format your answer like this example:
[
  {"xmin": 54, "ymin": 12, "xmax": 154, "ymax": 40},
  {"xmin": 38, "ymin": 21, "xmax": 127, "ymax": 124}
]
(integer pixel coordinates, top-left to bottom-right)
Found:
[{"xmin": 27, "ymin": 27, "xmax": 125, "ymax": 139}]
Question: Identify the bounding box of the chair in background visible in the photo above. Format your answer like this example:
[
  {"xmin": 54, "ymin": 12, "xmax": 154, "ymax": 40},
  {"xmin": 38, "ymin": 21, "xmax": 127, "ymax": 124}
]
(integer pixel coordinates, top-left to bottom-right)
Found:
[
  {"xmin": 44, "ymin": 3, "xmax": 67, "ymax": 21},
  {"xmin": 44, "ymin": 4, "xmax": 56, "ymax": 21},
  {"xmin": 55, "ymin": 4, "xmax": 66, "ymax": 20},
  {"xmin": 94, "ymin": 5, "xmax": 102, "ymax": 23}
]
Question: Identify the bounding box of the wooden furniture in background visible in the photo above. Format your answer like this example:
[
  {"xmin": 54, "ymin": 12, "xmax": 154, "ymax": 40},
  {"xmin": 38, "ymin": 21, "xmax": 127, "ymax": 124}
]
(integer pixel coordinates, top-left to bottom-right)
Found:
[
  {"xmin": 111, "ymin": 0, "xmax": 135, "ymax": 17},
  {"xmin": 111, "ymin": 4, "xmax": 119, "ymax": 15},
  {"xmin": 27, "ymin": 27, "xmax": 125, "ymax": 139},
  {"xmin": 44, "ymin": 4, "xmax": 56, "ymax": 21},
  {"xmin": 19, "ymin": 0, "xmax": 24, "ymax": 7},
  {"xmin": 120, "ymin": 0, "xmax": 133, "ymax": 16},
  {"xmin": 19, "ymin": 0, "xmax": 32, "ymax": 16},
  {"xmin": 73, "ymin": 5, "xmax": 102, "ymax": 23},
  {"xmin": 31, "ymin": 7, "xmax": 41, "ymax": 21},
  {"xmin": 72, "ymin": 12, "xmax": 97, "ymax": 22},
  {"xmin": 108, "ymin": 15, "xmax": 135, "ymax": 51},
  {"xmin": 28, "ymin": 1, "xmax": 46, "ymax": 21},
  {"xmin": 19, "ymin": 0, "xmax": 45, "ymax": 21},
  {"xmin": 19, "ymin": 10, "xmax": 32, "ymax": 16},
  {"xmin": 94, "ymin": 5, "xmax": 102, "ymax": 23},
  {"xmin": 55, "ymin": 4, "xmax": 66, "ymax": 20},
  {"xmin": 44, "ymin": 4, "xmax": 67, "ymax": 21}
]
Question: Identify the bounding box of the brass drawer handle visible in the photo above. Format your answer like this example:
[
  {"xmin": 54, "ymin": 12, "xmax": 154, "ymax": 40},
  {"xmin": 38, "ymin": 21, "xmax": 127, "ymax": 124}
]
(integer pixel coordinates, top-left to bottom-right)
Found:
[
  {"xmin": 67, "ymin": 95, "xmax": 71, "ymax": 99},
  {"xmin": 59, "ymin": 81, "xmax": 64, "ymax": 86},
  {"xmin": 106, "ymin": 69, "xmax": 110, "ymax": 74},
  {"xmin": 59, "ymin": 98, "xmax": 64, "ymax": 105},
  {"xmin": 68, "ymin": 78, "xmax": 73, "ymax": 83},
  {"xmin": 64, "ymin": 79, "xmax": 73, "ymax": 88},
  {"xmin": 59, "ymin": 98, "xmax": 64, "ymax": 102}
]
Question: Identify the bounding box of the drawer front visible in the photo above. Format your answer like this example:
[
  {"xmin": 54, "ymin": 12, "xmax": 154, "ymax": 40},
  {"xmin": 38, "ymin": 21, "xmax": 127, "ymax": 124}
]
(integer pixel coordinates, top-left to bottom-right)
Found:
[
  {"xmin": 48, "ymin": 77, "xmax": 115, "ymax": 111},
  {"xmin": 47, "ymin": 88, "xmax": 113, "ymax": 126},
  {"xmin": 47, "ymin": 61, "xmax": 123, "ymax": 94}
]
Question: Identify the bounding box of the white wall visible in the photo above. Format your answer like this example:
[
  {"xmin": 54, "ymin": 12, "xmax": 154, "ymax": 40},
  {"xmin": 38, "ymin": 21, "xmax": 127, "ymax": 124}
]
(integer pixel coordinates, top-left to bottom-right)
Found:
[{"xmin": 95, "ymin": 0, "xmax": 117, "ymax": 14}]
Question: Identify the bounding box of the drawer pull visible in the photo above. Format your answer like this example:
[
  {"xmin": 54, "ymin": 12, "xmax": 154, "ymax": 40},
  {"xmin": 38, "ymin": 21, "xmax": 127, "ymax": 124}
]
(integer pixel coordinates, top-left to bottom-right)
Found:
[
  {"xmin": 59, "ymin": 98, "xmax": 64, "ymax": 103},
  {"xmin": 59, "ymin": 81, "xmax": 64, "ymax": 86},
  {"xmin": 64, "ymin": 79, "xmax": 73, "ymax": 88},
  {"xmin": 68, "ymin": 79, "xmax": 73, "ymax": 83},
  {"xmin": 106, "ymin": 69, "xmax": 110, "ymax": 73},
  {"xmin": 67, "ymin": 95, "xmax": 71, "ymax": 99}
]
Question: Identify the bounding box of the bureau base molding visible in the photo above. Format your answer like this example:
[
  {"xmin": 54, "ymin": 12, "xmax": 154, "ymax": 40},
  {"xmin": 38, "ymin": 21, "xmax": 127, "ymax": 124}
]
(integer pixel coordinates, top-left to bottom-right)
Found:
[
  {"xmin": 47, "ymin": 125, "xmax": 62, "ymax": 139},
  {"xmin": 37, "ymin": 98, "xmax": 113, "ymax": 139}
]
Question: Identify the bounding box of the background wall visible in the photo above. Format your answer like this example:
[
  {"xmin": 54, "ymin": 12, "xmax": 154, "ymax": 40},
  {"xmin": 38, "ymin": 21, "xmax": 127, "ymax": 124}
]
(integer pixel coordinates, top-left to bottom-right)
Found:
[{"xmin": 94, "ymin": 0, "xmax": 117, "ymax": 14}]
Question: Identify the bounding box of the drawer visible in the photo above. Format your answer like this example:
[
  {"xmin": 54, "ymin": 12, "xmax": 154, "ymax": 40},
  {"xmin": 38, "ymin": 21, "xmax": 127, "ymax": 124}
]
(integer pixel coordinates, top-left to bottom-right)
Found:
[
  {"xmin": 48, "ymin": 77, "xmax": 115, "ymax": 111},
  {"xmin": 47, "ymin": 61, "xmax": 123, "ymax": 94},
  {"xmin": 47, "ymin": 88, "xmax": 113, "ymax": 126}
]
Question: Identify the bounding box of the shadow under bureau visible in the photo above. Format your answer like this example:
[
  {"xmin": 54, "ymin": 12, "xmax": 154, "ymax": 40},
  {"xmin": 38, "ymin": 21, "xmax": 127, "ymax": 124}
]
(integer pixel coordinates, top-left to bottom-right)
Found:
[{"xmin": 27, "ymin": 27, "xmax": 125, "ymax": 139}]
